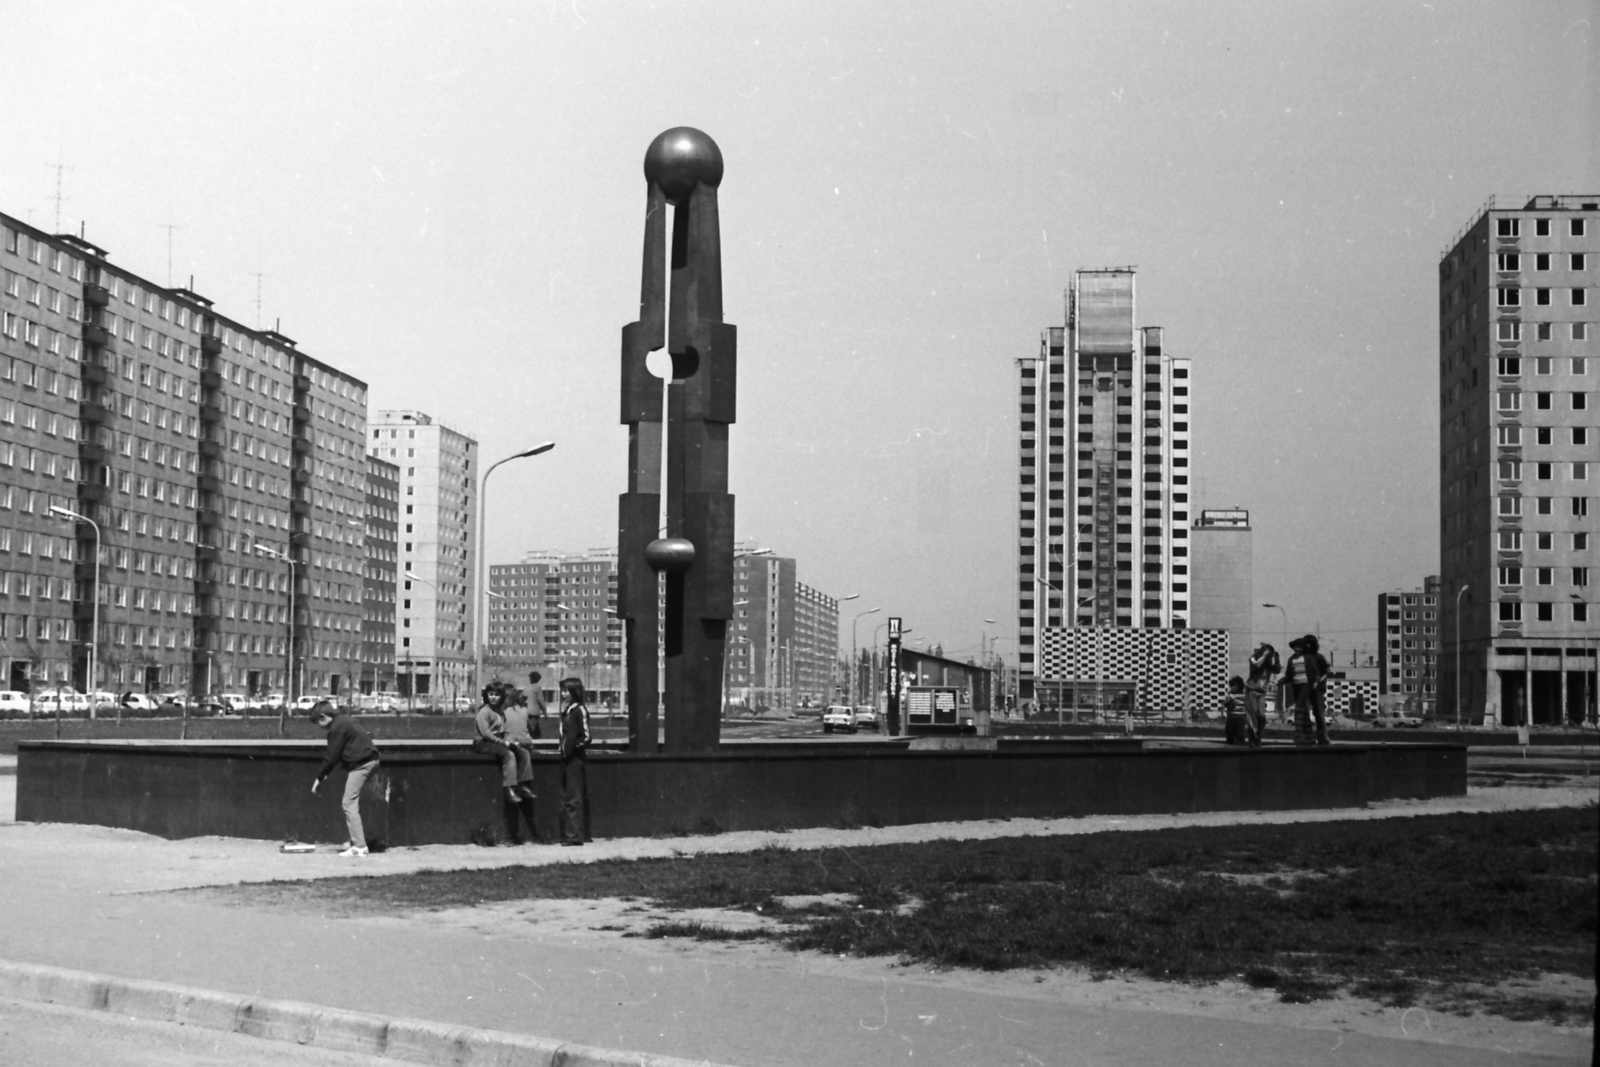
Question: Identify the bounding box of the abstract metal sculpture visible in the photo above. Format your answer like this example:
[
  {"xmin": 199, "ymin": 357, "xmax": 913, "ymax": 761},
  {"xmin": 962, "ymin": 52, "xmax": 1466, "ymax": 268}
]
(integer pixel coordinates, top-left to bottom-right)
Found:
[{"xmin": 617, "ymin": 128, "xmax": 736, "ymax": 753}]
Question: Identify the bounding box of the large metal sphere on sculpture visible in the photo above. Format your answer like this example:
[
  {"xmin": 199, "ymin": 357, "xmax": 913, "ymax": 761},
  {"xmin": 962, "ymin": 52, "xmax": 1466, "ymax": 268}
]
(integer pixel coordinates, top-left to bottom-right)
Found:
[
  {"xmin": 643, "ymin": 127, "xmax": 725, "ymax": 204},
  {"xmin": 645, "ymin": 537, "xmax": 696, "ymax": 574}
]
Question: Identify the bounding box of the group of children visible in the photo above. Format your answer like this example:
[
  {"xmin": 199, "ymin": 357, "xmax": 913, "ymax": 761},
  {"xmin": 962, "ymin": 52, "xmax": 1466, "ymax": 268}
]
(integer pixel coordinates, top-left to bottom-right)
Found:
[
  {"xmin": 1220, "ymin": 633, "xmax": 1333, "ymax": 747},
  {"xmin": 472, "ymin": 672, "xmax": 592, "ymax": 845}
]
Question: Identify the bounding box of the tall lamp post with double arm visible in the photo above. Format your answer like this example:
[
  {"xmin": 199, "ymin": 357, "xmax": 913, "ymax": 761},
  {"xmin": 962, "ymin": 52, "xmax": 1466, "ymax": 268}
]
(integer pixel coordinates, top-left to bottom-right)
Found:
[
  {"xmin": 849, "ymin": 606, "xmax": 881, "ymax": 709},
  {"xmin": 473, "ymin": 442, "xmax": 555, "ymax": 695}
]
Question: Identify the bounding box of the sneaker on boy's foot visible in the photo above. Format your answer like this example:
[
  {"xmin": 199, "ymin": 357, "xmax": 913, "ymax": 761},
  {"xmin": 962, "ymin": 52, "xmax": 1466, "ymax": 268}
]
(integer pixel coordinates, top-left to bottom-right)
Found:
[{"xmin": 338, "ymin": 845, "xmax": 369, "ymax": 857}]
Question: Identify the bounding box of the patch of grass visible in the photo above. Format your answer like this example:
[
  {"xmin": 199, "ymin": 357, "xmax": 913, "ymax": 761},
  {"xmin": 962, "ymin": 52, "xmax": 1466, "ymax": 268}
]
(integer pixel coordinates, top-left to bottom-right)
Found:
[
  {"xmin": 214, "ymin": 808, "xmax": 1597, "ymax": 1021},
  {"xmin": 643, "ymin": 921, "xmax": 768, "ymax": 942}
]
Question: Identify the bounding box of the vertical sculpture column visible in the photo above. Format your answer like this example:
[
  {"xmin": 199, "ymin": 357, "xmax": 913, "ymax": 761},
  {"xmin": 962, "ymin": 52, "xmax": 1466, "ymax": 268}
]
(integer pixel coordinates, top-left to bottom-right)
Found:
[{"xmin": 617, "ymin": 128, "xmax": 736, "ymax": 753}]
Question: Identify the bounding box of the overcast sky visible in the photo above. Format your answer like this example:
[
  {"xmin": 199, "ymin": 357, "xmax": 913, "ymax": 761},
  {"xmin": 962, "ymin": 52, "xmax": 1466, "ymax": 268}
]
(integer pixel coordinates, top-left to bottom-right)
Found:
[{"xmin": 2, "ymin": 1, "xmax": 1593, "ymax": 665}]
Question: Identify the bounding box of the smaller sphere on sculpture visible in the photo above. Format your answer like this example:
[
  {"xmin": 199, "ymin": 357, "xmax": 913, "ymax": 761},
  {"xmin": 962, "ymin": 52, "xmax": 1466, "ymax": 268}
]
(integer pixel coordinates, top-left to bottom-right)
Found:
[
  {"xmin": 643, "ymin": 127, "xmax": 724, "ymax": 204},
  {"xmin": 645, "ymin": 537, "xmax": 696, "ymax": 574}
]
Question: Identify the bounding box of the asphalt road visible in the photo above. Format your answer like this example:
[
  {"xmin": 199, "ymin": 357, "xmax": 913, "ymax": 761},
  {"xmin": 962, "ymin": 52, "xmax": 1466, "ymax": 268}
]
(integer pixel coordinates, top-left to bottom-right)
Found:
[{"xmin": 0, "ymin": 997, "xmax": 397, "ymax": 1067}]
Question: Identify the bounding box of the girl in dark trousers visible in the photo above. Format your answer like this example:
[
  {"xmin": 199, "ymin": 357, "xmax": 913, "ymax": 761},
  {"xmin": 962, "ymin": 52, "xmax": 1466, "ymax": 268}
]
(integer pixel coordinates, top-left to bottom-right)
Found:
[
  {"xmin": 1284, "ymin": 635, "xmax": 1332, "ymax": 746},
  {"xmin": 558, "ymin": 677, "xmax": 591, "ymax": 845}
]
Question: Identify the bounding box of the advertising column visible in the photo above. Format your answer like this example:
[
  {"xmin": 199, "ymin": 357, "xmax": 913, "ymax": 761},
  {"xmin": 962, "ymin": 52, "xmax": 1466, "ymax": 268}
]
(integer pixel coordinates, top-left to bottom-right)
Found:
[{"xmin": 886, "ymin": 616, "xmax": 903, "ymax": 735}]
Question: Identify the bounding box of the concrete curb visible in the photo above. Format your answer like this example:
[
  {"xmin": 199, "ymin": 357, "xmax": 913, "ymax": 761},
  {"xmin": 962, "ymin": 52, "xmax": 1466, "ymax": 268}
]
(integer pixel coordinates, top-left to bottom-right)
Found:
[{"xmin": 0, "ymin": 959, "xmax": 737, "ymax": 1067}]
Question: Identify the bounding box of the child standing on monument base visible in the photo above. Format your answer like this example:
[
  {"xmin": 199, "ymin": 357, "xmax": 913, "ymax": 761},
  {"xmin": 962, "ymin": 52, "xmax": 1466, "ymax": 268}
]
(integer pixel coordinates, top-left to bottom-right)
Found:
[{"xmin": 1221, "ymin": 676, "xmax": 1250, "ymax": 745}]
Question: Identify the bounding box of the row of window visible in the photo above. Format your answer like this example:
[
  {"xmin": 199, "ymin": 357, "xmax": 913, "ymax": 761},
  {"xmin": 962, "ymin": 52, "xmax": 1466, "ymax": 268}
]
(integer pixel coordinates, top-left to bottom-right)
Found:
[
  {"xmin": 1497, "ymin": 253, "xmax": 1588, "ymax": 272},
  {"xmin": 1497, "ymin": 217, "xmax": 1589, "ymax": 238},
  {"xmin": 1499, "ymin": 602, "xmax": 1590, "ymax": 622},
  {"xmin": 1496, "ymin": 460, "xmax": 1591, "ymax": 481},
  {"xmin": 1499, "ymin": 565, "xmax": 1589, "ymax": 586},
  {"xmin": 1497, "ymin": 493, "xmax": 1593, "ymax": 516},
  {"xmin": 1498, "ymin": 531, "xmax": 1592, "ymax": 551},
  {"xmin": 1496, "ymin": 287, "xmax": 1588, "ymax": 307},
  {"xmin": 1495, "ymin": 391, "xmax": 1588, "ymax": 412}
]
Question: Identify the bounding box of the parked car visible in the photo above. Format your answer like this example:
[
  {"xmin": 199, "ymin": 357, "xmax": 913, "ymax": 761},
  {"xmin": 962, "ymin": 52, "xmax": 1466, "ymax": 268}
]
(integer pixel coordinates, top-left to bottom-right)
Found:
[
  {"xmin": 118, "ymin": 693, "xmax": 159, "ymax": 712},
  {"xmin": 217, "ymin": 692, "xmax": 251, "ymax": 712},
  {"xmin": 0, "ymin": 691, "xmax": 31, "ymax": 716},
  {"xmin": 35, "ymin": 689, "xmax": 89, "ymax": 713},
  {"xmin": 853, "ymin": 705, "xmax": 880, "ymax": 729},
  {"xmin": 1373, "ymin": 708, "xmax": 1424, "ymax": 728},
  {"xmin": 822, "ymin": 705, "xmax": 857, "ymax": 734}
]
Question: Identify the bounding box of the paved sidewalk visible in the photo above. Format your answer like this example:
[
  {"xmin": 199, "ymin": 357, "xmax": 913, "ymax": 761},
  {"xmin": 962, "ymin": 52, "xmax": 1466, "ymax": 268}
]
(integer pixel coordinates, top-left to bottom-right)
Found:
[{"xmin": 0, "ymin": 768, "xmax": 1592, "ymax": 1066}]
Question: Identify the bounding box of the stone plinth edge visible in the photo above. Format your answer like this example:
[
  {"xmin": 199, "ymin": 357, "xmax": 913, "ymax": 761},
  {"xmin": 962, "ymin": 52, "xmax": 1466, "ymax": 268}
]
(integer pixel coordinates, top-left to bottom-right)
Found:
[{"xmin": 0, "ymin": 959, "xmax": 737, "ymax": 1067}]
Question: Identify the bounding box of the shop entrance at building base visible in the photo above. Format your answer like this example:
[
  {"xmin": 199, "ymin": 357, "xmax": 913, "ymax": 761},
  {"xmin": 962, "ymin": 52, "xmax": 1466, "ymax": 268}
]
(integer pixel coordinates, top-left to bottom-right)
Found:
[{"xmin": 1495, "ymin": 667, "xmax": 1597, "ymax": 726}]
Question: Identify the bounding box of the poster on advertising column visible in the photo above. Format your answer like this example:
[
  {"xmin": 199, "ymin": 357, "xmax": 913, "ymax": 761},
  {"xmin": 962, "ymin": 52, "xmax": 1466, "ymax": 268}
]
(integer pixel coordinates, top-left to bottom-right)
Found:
[{"xmin": 886, "ymin": 617, "xmax": 902, "ymax": 735}]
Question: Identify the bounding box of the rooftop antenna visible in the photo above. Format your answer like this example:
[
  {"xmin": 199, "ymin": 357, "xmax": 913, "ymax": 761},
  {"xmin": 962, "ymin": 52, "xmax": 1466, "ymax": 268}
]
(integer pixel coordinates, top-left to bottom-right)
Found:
[
  {"xmin": 159, "ymin": 222, "xmax": 184, "ymax": 287},
  {"xmin": 47, "ymin": 156, "xmax": 72, "ymax": 233},
  {"xmin": 250, "ymin": 273, "xmax": 269, "ymax": 329}
]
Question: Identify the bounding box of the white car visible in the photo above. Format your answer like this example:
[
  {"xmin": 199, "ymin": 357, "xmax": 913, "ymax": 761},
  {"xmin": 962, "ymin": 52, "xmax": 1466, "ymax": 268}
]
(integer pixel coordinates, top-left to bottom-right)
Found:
[
  {"xmin": 35, "ymin": 689, "xmax": 89, "ymax": 713},
  {"xmin": 853, "ymin": 705, "xmax": 880, "ymax": 729},
  {"xmin": 117, "ymin": 693, "xmax": 159, "ymax": 712},
  {"xmin": 1373, "ymin": 709, "xmax": 1424, "ymax": 728},
  {"xmin": 0, "ymin": 691, "xmax": 31, "ymax": 715},
  {"xmin": 822, "ymin": 705, "xmax": 857, "ymax": 734}
]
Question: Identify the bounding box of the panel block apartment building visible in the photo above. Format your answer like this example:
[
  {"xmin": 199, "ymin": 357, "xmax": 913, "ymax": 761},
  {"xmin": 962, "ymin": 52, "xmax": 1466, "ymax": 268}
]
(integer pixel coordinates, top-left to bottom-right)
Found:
[
  {"xmin": 1377, "ymin": 577, "xmax": 1439, "ymax": 715},
  {"xmin": 1016, "ymin": 269, "xmax": 1203, "ymax": 712},
  {"xmin": 368, "ymin": 410, "xmax": 478, "ymax": 706},
  {"xmin": 486, "ymin": 547, "xmax": 842, "ymax": 713},
  {"xmin": 1, "ymin": 210, "xmax": 372, "ymax": 700},
  {"xmin": 1437, "ymin": 194, "xmax": 1597, "ymax": 726}
]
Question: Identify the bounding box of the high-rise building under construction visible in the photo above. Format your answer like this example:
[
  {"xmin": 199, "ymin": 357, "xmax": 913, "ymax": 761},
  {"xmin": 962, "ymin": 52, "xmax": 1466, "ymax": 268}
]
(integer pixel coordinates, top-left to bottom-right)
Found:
[{"xmin": 1016, "ymin": 269, "xmax": 1193, "ymax": 702}]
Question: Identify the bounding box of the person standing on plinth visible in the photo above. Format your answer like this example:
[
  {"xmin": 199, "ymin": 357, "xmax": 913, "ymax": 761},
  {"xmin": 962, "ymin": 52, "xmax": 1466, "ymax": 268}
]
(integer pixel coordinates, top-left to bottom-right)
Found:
[
  {"xmin": 1284, "ymin": 635, "xmax": 1332, "ymax": 746},
  {"xmin": 1245, "ymin": 643, "xmax": 1280, "ymax": 746},
  {"xmin": 310, "ymin": 702, "xmax": 380, "ymax": 856},
  {"xmin": 558, "ymin": 677, "xmax": 591, "ymax": 846}
]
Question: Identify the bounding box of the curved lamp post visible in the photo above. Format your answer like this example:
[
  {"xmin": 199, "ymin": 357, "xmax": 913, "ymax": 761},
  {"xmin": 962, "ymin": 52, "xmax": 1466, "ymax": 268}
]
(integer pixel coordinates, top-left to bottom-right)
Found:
[
  {"xmin": 254, "ymin": 541, "xmax": 298, "ymax": 734},
  {"xmin": 849, "ymin": 606, "xmax": 881, "ymax": 708},
  {"xmin": 49, "ymin": 505, "xmax": 99, "ymax": 739},
  {"xmin": 474, "ymin": 442, "xmax": 555, "ymax": 694},
  {"xmin": 1456, "ymin": 583, "xmax": 1470, "ymax": 728},
  {"xmin": 49, "ymin": 505, "xmax": 99, "ymax": 697}
]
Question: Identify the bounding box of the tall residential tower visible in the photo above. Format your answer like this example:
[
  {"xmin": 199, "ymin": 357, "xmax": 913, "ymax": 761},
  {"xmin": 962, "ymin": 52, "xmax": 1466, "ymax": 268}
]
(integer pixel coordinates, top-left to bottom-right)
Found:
[
  {"xmin": 368, "ymin": 410, "xmax": 477, "ymax": 706},
  {"xmin": 1438, "ymin": 195, "xmax": 1597, "ymax": 726},
  {"xmin": 1016, "ymin": 270, "xmax": 1194, "ymax": 704}
]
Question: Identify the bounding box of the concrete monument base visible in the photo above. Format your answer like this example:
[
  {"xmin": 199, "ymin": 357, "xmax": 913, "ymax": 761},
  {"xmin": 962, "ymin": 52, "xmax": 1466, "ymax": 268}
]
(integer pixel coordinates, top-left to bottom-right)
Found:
[{"xmin": 15, "ymin": 738, "xmax": 1465, "ymax": 848}]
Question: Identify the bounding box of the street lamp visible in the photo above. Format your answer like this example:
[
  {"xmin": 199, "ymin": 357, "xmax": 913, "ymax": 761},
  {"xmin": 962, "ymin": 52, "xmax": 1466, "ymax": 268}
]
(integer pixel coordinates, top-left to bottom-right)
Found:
[
  {"xmin": 1456, "ymin": 583, "xmax": 1470, "ymax": 728},
  {"xmin": 404, "ymin": 570, "xmax": 440, "ymax": 711},
  {"xmin": 1262, "ymin": 603, "xmax": 1289, "ymax": 650},
  {"xmin": 850, "ymin": 606, "xmax": 881, "ymax": 709},
  {"xmin": 474, "ymin": 442, "xmax": 555, "ymax": 695},
  {"xmin": 1570, "ymin": 593, "xmax": 1590, "ymax": 729},
  {"xmin": 49, "ymin": 506, "xmax": 100, "ymax": 709},
  {"xmin": 255, "ymin": 542, "xmax": 297, "ymax": 733}
]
